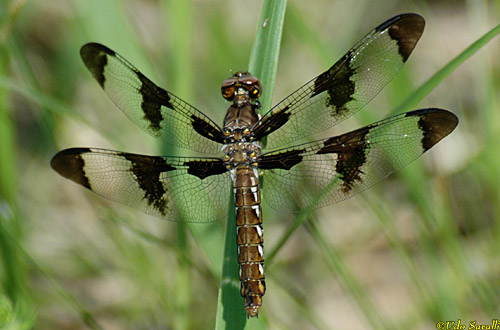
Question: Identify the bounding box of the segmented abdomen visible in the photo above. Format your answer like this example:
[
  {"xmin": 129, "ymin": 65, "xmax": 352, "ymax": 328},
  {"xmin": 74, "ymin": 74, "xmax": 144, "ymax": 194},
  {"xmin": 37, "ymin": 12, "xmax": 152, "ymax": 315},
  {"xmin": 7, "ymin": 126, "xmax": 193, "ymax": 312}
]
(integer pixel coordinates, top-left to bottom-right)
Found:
[{"xmin": 233, "ymin": 166, "xmax": 265, "ymax": 318}]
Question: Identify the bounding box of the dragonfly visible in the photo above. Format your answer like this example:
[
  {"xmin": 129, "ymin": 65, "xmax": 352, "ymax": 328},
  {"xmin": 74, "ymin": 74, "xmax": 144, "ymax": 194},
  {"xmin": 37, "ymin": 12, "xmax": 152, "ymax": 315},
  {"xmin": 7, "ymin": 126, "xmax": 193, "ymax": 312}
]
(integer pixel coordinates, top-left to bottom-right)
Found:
[{"xmin": 51, "ymin": 13, "xmax": 458, "ymax": 317}]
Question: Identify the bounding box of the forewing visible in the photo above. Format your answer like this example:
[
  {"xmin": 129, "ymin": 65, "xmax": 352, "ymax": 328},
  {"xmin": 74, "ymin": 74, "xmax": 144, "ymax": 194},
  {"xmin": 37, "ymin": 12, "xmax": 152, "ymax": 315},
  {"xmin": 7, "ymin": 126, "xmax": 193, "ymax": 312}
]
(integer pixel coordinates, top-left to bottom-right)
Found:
[
  {"xmin": 51, "ymin": 148, "xmax": 230, "ymax": 222},
  {"xmin": 80, "ymin": 43, "xmax": 224, "ymax": 154},
  {"xmin": 259, "ymin": 109, "xmax": 457, "ymax": 212},
  {"xmin": 253, "ymin": 13, "xmax": 425, "ymax": 150}
]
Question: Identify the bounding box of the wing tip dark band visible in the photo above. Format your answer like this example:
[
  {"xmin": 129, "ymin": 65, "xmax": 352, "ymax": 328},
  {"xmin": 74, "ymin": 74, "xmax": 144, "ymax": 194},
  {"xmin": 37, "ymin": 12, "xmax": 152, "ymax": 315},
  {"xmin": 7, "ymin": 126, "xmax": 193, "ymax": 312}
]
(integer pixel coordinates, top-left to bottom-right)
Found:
[
  {"xmin": 80, "ymin": 43, "xmax": 114, "ymax": 88},
  {"xmin": 375, "ymin": 13, "xmax": 425, "ymax": 33},
  {"xmin": 51, "ymin": 148, "xmax": 92, "ymax": 189},
  {"xmin": 80, "ymin": 43, "xmax": 116, "ymax": 58},
  {"xmin": 375, "ymin": 13, "xmax": 425, "ymax": 62},
  {"xmin": 406, "ymin": 108, "xmax": 459, "ymax": 151}
]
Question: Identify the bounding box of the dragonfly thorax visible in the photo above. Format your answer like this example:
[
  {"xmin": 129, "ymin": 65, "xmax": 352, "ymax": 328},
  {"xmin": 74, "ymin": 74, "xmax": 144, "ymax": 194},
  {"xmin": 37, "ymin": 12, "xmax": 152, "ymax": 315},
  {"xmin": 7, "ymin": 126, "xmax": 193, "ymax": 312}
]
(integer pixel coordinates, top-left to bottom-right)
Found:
[
  {"xmin": 221, "ymin": 72, "xmax": 262, "ymax": 145},
  {"xmin": 222, "ymin": 140, "xmax": 261, "ymax": 171}
]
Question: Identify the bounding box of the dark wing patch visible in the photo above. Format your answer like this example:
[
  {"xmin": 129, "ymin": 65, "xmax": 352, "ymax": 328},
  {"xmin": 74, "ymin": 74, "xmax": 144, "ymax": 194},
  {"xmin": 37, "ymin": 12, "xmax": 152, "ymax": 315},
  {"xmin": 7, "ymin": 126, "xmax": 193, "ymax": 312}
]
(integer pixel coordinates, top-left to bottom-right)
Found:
[
  {"xmin": 259, "ymin": 149, "xmax": 304, "ymax": 171},
  {"xmin": 122, "ymin": 153, "xmax": 176, "ymax": 216},
  {"xmin": 190, "ymin": 115, "xmax": 226, "ymax": 144},
  {"xmin": 317, "ymin": 127, "xmax": 370, "ymax": 193},
  {"xmin": 381, "ymin": 14, "xmax": 425, "ymax": 62},
  {"xmin": 311, "ymin": 58, "xmax": 355, "ymax": 117},
  {"xmin": 136, "ymin": 72, "xmax": 175, "ymax": 132},
  {"xmin": 253, "ymin": 13, "xmax": 425, "ymax": 150},
  {"xmin": 185, "ymin": 159, "xmax": 227, "ymax": 180},
  {"xmin": 413, "ymin": 110, "xmax": 458, "ymax": 151},
  {"xmin": 80, "ymin": 43, "xmax": 111, "ymax": 88},
  {"xmin": 50, "ymin": 148, "xmax": 92, "ymax": 189},
  {"xmin": 80, "ymin": 43, "xmax": 224, "ymax": 154},
  {"xmin": 258, "ymin": 109, "xmax": 457, "ymax": 212},
  {"xmin": 51, "ymin": 148, "xmax": 230, "ymax": 222}
]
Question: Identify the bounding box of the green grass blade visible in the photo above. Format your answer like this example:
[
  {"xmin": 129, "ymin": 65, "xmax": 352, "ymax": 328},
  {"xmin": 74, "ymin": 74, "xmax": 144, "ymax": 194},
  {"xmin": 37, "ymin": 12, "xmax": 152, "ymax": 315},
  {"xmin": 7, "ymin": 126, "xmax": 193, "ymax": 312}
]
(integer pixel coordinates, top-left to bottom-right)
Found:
[
  {"xmin": 0, "ymin": 295, "xmax": 35, "ymax": 330},
  {"xmin": 0, "ymin": 34, "xmax": 28, "ymax": 318},
  {"xmin": 248, "ymin": 0, "xmax": 287, "ymax": 113},
  {"xmin": 215, "ymin": 0, "xmax": 287, "ymax": 328},
  {"xmin": 215, "ymin": 198, "xmax": 247, "ymax": 328},
  {"xmin": 394, "ymin": 22, "xmax": 500, "ymax": 113}
]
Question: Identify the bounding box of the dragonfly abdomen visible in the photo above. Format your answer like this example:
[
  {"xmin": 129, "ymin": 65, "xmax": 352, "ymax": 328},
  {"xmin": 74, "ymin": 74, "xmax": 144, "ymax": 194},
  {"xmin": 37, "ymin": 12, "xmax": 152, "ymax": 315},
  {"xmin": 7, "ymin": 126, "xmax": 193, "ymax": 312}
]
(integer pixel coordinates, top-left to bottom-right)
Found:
[{"xmin": 233, "ymin": 166, "xmax": 265, "ymax": 318}]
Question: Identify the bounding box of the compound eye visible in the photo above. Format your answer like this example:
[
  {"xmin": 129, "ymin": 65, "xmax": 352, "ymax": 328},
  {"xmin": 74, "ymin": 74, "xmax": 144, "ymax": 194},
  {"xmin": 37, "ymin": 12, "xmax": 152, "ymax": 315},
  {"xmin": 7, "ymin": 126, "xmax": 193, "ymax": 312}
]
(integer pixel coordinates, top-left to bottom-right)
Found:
[
  {"xmin": 250, "ymin": 86, "xmax": 261, "ymax": 98},
  {"xmin": 221, "ymin": 86, "xmax": 235, "ymax": 100}
]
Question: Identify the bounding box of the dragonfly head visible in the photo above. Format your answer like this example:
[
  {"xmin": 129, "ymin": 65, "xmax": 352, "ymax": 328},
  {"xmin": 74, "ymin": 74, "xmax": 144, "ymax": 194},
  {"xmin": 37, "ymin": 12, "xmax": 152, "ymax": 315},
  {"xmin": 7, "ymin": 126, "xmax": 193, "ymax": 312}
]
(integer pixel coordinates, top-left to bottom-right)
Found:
[{"xmin": 221, "ymin": 71, "xmax": 262, "ymax": 102}]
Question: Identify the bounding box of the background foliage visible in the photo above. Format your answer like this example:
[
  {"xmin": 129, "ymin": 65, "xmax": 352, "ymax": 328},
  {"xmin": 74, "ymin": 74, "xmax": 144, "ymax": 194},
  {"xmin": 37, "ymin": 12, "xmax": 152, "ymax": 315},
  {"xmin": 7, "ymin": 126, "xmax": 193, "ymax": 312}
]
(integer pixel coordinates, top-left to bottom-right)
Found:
[{"xmin": 0, "ymin": 0, "xmax": 499, "ymax": 329}]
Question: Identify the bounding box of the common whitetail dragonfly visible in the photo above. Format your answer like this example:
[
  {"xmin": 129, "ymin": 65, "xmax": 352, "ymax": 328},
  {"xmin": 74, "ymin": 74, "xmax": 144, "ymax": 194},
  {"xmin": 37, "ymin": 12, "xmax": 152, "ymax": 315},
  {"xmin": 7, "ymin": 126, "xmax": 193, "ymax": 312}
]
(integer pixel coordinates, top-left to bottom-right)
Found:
[{"xmin": 51, "ymin": 13, "xmax": 458, "ymax": 317}]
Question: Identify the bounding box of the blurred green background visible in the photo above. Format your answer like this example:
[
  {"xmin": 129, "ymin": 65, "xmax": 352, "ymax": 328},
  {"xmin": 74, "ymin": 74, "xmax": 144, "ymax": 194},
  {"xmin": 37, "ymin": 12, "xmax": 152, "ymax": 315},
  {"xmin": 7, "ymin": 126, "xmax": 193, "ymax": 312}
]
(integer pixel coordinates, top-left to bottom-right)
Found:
[{"xmin": 1, "ymin": 0, "xmax": 499, "ymax": 329}]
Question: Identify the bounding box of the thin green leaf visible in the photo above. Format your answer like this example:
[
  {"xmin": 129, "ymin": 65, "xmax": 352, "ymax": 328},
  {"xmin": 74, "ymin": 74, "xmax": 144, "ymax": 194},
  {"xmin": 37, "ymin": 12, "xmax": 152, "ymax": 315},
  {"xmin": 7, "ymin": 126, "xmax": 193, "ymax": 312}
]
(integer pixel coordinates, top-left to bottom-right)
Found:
[{"xmin": 248, "ymin": 0, "xmax": 287, "ymax": 113}]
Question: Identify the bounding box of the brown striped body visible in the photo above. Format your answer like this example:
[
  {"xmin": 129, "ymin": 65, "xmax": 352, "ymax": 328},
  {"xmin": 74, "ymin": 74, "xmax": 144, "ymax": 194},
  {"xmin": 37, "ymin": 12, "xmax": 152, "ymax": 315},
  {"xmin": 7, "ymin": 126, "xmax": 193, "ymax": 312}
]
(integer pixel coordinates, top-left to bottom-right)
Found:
[{"xmin": 234, "ymin": 166, "xmax": 265, "ymax": 317}]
